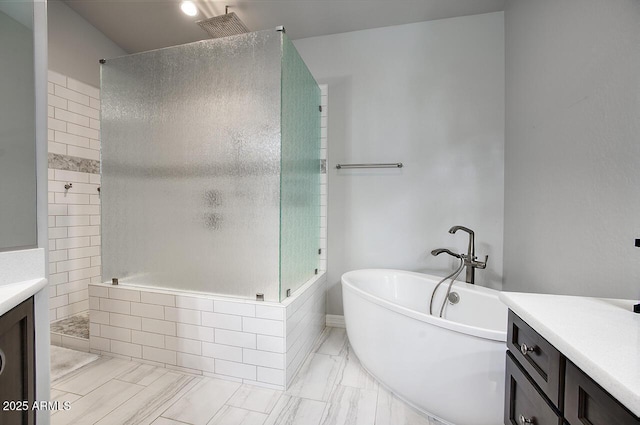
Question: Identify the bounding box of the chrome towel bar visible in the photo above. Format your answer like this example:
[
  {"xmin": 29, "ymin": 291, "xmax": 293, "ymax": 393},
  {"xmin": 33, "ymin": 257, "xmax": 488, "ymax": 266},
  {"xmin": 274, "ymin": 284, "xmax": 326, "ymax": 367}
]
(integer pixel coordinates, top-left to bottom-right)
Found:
[{"xmin": 335, "ymin": 162, "xmax": 403, "ymax": 169}]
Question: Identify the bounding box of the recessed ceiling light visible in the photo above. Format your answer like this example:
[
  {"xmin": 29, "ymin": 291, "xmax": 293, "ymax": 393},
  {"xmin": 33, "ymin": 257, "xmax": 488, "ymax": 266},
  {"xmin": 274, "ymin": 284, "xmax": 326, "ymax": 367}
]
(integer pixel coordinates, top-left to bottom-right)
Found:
[{"xmin": 180, "ymin": 1, "xmax": 198, "ymax": 17}]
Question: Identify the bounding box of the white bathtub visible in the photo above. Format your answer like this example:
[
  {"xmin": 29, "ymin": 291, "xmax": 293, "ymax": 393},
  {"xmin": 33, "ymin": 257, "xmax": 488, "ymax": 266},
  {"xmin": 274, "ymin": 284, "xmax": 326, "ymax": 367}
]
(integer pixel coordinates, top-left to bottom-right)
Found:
[{"xmin": 341, "ymin": 269, "xmax": 507, "ymax": 425}]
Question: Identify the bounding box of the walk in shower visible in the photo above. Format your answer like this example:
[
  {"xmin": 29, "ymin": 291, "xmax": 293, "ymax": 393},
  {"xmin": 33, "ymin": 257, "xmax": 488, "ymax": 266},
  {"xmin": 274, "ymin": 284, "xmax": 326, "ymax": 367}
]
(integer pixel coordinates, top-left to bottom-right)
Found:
[
  {"xmin": 101, "ymin": 29, "xmax": 320, "ymax": 302},
  {"xmin": 89, "ymin": 28, "xmax": 326, "ymax": 389}
]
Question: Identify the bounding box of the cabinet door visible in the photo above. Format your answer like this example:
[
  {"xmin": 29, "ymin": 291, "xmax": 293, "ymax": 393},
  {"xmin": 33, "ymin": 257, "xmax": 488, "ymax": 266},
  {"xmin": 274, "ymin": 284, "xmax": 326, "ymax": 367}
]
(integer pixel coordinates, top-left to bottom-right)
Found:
[
  {"xmin": 565, "ymin": 361, "xmax": 639, "ymax": 425},
  {"xmin": 505, "ymin": 351, "xmax": 563, "ymax": 425},
  {"xmin": 507, "ymin": 311, "xmax": 564, "ymax": 410},
  {"xmin": 0, "ymin": 298, "xmax": 35, "ymax": 425}
]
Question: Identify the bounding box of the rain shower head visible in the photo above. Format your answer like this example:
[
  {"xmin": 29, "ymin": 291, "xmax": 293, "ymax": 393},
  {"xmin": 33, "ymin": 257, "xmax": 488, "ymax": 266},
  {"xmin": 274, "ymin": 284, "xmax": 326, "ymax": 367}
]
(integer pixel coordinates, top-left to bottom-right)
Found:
[{"xmin": 197, "ymin": 11, "xmax": 249, "ymax": 39}]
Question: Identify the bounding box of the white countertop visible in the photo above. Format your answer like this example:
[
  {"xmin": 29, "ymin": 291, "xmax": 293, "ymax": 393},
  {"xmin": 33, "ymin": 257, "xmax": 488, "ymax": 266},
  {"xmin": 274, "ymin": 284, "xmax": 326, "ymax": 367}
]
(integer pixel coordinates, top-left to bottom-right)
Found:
[
  {"xmin": 499, "ymin": 292, "xmax": 640, "ymax": 417},
  {"xmin": 0, "ymin": 278, "xmax": 48, "ymax": 316}
]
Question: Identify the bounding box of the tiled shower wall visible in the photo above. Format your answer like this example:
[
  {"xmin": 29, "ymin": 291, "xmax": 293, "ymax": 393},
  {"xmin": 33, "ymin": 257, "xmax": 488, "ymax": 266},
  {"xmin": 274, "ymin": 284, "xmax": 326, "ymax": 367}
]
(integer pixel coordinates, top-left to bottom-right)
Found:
[{"xmin": 47, "ymin": 70, "xmax": 101, "ymax": 322}]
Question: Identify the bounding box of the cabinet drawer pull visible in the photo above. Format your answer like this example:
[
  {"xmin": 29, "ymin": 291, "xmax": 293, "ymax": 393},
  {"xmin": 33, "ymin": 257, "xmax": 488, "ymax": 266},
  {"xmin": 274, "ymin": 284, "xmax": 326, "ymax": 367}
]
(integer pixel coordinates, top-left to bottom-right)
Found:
[
  {"xmin": 0, "ymin": 348, "xmax": 5, "ymax": 376},
  {"xmin": 519, "ymin": 414, "xmax": 535, "ymax": 424},
  {"xmin": 520, "ymin": 343, "xmax": 536, "ymax": 356}
]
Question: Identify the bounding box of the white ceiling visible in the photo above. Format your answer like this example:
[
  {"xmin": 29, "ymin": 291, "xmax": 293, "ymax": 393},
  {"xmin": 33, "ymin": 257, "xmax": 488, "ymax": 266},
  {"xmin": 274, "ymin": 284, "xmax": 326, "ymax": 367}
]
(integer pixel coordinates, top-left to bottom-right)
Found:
[{"xmin": 63, "ymin": 0, "xmax": 505, "ymax": 54}]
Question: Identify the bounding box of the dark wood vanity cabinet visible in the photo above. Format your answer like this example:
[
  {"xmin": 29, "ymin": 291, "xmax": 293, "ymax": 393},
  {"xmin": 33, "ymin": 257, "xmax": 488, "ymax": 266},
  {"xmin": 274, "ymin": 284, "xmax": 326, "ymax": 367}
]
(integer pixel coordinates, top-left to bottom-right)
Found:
[
  {"xmin": 504, "ymin": 310, "xmax": 640, "ymax": 425},
  {"xmin": 506, "ymin": 311, "xmax": 564, "ymax": 408},
  {"xmin": 565, "ymin": 360, "xmax": 639, "ymax": 425},
  {"xmin": 0, "ymin": 298, "xmax": 35, "ymax": 425},
  {"xmin": 505, "ymin": 351, "xmax": 562, "ymax": 425}
]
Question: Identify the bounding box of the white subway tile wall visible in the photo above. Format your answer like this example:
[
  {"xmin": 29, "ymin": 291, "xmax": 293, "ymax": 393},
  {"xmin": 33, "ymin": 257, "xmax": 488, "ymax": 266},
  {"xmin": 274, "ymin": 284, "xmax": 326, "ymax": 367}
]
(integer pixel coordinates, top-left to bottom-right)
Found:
[
  {"xmin": 89, "ymin": 273, "xmax": 326, "ymax": 390},
  {"xmin": 284, "ymin": 272, "xmax": 327, "ymax": 386},
  {"xmin": 48, "ymin": 70, "xmax": 101, "ymax": 322}
]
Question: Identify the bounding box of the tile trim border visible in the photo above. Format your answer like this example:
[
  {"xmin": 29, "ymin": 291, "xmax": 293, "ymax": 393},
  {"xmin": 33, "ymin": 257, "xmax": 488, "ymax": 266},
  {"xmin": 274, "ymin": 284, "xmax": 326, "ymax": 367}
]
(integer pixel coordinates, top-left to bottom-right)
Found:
[{"xmin": 48, "ymin": 153, "xmax": 100, "ymax": 174}]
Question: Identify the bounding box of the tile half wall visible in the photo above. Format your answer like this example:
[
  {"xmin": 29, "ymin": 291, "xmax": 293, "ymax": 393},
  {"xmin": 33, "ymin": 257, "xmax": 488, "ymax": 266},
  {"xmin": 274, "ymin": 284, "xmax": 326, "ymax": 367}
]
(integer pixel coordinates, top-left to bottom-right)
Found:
[{"xmin": 89, "ymin": 273, "xmax": 326, "ymax": 390}]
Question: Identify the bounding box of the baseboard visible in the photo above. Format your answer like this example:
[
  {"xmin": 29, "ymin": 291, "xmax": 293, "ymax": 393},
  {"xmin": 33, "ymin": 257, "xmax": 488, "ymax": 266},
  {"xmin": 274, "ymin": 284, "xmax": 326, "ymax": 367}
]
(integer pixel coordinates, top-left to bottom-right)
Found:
[{"xmin": 326, "ymin": 314, "xmax": 345, "ymax": 328}]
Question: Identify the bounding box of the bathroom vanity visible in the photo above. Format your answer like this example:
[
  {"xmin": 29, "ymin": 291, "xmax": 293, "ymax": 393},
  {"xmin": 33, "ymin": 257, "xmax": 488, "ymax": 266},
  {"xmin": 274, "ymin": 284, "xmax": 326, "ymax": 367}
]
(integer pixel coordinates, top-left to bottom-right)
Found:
[
  {"xmin": 499, "ymin": 292, "xmax": 640, "ymax": 425},
  {"xmin": 0, "ymin": 277, "xmax": 47, "ymax": 425},
  {"xmin": 0, "ymin": 298, "xmax": 35, "ymax": 425}
]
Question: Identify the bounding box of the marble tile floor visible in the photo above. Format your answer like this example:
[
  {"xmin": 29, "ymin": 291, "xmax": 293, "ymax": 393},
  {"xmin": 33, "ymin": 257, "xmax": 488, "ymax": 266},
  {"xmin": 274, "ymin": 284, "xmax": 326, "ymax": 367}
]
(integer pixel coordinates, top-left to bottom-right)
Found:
[
  {"xmin": 51, "ymin": 327, "xmax": 446, "ymax": 425},
  {"xmin": 50, "ymin": 345, "xmax": 99, "ymax": 381}
]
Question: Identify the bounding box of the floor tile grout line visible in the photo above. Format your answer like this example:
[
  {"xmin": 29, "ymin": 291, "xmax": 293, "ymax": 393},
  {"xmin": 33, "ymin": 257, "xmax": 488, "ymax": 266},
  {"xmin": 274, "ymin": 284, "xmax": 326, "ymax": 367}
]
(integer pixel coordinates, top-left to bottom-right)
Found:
[
  {"xmin": 158, "ymin": 417, "xmax": 193, "ymax": 425},
  {"xmin": 318, "ymin": 401, "xmax": 331, "ymax": 425},
  {"xmin": 109, "ymin": 372, "xmax": 199, "ymax": 425},
  {"xmin": 373, "ymin": 379, "xmax": 382, "ymax": 425},
  {"xmin": 292, "ymin": 394, "xmax": 331, "ymax": 404},
  {"xmin": 53, "ymin": 357, "xmax": 140, "ymax": 399},
  {"xmin": 51, "ymin": 388, "xmax": 83, "ymax": 397},
  {"xmin": 87, "ymin": 381, "xmax": 147, "ymax": 425},
  {"xmin": 51, "ymin": 355, "xmax": 113, "ymax": 387},
  {"xmin": 62, "ymin": 376, "xmax": 146, "ymax": 425},
  {"xmin": 155, "ymin": 375, "xmax": 204, "ymax": 421},
  {"xmin": 206, "ymin": 379, "xmax": 245, "ymax": 419},
  {"xmin": 224, "ymin": 385, "xmax": 284, "ymax": 415},
  {"xmin": 222, "ymin": 398, "xmax": 283, "ymax": 416}
]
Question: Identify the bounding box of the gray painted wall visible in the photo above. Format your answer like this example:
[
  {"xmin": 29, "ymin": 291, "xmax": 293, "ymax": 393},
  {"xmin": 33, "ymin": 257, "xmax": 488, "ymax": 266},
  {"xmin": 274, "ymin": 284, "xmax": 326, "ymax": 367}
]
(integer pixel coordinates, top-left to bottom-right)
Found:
[
  {"xmin": 294, "ymin": 12, "xmax": 505, "ymax": 315},
  {"xmin": 48, "ymin": 0, "xmax": 125, "ymax": 87},
  {"xmin": 504, "ymin": 0, "xmax": 640, "ymax": 298},
  {"xmin": 0, "ymin": 9, "xmax": 37, "ymax": 250}
]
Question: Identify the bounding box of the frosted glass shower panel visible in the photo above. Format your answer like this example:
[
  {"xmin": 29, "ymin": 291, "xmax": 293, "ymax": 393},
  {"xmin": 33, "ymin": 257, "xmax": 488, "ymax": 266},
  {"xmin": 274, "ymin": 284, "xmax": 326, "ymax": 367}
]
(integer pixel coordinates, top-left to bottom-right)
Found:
[
  {"xmin": 279, "ymin": 34, "xmax": 321, "ymax": 299},
  {"xmin": 101, "ymin": 31, "xmax": 283, "ymax": 300}
]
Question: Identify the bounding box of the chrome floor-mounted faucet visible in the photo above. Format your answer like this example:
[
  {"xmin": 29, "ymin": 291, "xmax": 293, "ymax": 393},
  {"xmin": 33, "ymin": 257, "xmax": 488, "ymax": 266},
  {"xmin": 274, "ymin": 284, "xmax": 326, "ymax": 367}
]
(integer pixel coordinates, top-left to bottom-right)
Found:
[{"xmin": 431, "ymin": 225, "xmax": 488, "ymax": 284}]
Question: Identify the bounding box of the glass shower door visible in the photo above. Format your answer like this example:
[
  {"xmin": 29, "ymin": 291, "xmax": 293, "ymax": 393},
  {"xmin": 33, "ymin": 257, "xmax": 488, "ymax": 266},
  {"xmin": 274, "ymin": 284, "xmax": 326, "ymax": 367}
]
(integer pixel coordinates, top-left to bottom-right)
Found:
[{"xmin": 279, "ymin": 34, "xmax": 321, "ymax": 300}]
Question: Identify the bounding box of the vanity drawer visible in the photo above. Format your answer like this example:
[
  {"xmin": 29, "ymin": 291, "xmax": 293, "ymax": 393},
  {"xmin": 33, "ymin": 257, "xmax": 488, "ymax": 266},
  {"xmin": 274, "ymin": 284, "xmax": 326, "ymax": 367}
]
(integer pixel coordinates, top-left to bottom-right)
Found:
[
  {"xmin": 0, "ymin": 297, "xmax": 35, "ymax": 425},
  {"xmin": 564, "ymin": 360, "xmax": 640, "ymax": 425},
  {"xmin": 505, "ymin": 351, "xmax": 562, "ymax": 425},
  {"xmin": 508, "ymin": 311, "xmax": 564, "ymax": 409}
]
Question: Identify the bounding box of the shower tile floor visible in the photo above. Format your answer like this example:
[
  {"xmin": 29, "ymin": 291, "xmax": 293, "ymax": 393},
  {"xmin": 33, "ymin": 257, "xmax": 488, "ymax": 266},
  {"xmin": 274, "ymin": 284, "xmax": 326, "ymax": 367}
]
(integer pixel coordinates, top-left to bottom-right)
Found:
[
  {"xmin": 50, "ymin": 327, "xmax": 446, "ymax": 425},
  {"xmin": 50, "ymin": 311, "xmax": 91, "ymax": 352},
  {"xmin": 51, "ymin": 312, "xmax": 90, "ymax": 339}
]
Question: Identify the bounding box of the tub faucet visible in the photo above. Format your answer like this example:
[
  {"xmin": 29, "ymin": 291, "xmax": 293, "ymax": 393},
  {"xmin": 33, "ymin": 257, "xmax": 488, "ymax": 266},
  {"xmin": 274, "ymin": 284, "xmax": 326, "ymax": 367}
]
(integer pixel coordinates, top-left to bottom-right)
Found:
[
  {"xmin": 448, "ymin": 225, "xmax": 488, "ymax": 284},
  {"xmin": 431, "ymin": 226, "xmax": 488, "ymax": 284}
]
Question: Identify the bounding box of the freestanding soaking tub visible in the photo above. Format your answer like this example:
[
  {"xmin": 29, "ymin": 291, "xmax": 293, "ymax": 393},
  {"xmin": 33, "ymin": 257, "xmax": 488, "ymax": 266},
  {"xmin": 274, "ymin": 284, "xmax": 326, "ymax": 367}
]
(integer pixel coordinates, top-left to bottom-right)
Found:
[{"xmin": 342, "ymin": 269, "xmax": 507, "ymax": 425}]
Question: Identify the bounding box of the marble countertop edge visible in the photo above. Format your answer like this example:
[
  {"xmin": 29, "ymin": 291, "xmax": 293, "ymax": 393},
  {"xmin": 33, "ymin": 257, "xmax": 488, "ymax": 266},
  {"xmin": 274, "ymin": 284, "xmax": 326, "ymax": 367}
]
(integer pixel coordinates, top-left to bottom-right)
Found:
[{"xmin": 0, "ymin": 278, "xmax": 48, "ymax": 316}]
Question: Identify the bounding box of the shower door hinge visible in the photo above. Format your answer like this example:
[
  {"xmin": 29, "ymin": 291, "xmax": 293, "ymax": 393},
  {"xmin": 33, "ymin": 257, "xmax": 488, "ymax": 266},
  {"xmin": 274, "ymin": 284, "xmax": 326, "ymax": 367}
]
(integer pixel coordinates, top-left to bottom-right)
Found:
[
  {"xmin": 286, "ymin": 289, "xmax": 291, "ymax": 297},
  {"xmin": 314, "ymin": 269, "xmax": 318, "ymax": 275},
  {"xmin": 318, "ymin": 248, "xmax": 322, "ymax": 255},
  {"xmin": 319, "ymin": 105, "xmax": 323, "ymax": 112},
  {"xmin": 276, "ymin": 26, "xmax": 286, "ymax": 33}
]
